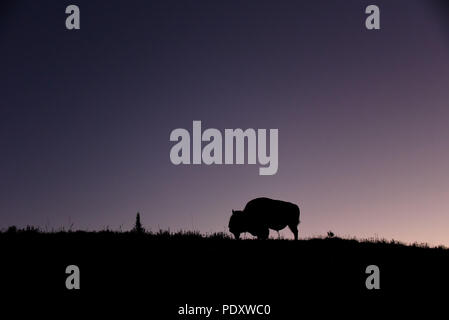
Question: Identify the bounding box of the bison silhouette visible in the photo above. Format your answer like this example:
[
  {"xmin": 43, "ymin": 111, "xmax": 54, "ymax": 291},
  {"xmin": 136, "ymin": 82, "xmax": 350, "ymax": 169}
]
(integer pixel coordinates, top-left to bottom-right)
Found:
[{"xmin": 229, "ymin": 197, "xmax": 300, "ymax": 240}]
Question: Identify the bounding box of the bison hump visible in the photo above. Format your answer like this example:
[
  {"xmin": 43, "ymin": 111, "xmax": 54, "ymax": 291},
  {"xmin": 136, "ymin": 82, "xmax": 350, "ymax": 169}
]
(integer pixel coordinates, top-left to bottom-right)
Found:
[{"xmin": 244, "ymin": 197, "xmax": 298, "ymax": 213}]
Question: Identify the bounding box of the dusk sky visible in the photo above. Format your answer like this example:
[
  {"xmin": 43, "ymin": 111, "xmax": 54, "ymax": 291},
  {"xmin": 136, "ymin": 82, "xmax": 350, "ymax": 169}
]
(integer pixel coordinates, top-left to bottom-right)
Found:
[{"xmin": 1, "ymin": 0, "xmax": 449, "ymax": 245}]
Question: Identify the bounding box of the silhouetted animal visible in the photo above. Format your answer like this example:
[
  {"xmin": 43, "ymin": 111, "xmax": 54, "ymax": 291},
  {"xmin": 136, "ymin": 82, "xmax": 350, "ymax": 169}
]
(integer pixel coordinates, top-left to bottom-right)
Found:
[{"xmin": 229, "ymin": 197, "xmax": 300, "ymax": 240}]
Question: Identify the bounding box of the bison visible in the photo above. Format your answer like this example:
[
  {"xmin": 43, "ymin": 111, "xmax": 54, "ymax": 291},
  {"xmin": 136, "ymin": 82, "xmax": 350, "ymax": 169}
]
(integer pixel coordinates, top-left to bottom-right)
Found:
[{"xmin": 228, "ymin": 197, "xmax": 300, "ymax": 240}]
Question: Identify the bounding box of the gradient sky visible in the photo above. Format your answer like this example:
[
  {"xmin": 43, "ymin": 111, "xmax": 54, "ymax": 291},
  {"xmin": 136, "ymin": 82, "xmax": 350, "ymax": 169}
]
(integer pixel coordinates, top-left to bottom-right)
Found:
[{"xmin": 1, "ymin": 0, "xmax": 449, "ymax": 245}]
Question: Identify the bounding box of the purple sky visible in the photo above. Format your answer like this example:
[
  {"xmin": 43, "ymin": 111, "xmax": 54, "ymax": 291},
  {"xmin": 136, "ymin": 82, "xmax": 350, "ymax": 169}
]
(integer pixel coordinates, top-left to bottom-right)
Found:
[{"xmin": 1, "ymin": 0, "xmax": 449, "ymax": 245}]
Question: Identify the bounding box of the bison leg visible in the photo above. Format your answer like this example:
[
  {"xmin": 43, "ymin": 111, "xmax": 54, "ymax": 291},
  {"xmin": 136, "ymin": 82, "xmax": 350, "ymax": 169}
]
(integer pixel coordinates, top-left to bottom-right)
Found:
[
  {"xmin": 288, "ymin": 224, "xmax": 298, "ymax": 240},
  {"xmin": 257, "ymin": 228, "xmax": 269, "ymax": 240}
]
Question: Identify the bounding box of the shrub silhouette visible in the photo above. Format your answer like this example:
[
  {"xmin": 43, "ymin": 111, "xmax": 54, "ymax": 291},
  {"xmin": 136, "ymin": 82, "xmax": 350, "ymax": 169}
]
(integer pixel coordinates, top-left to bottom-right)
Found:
[
  {"xmin": 7, "ymin": 226, "xmax": 17, "ymax": 234},
  {"xmin": 132, "ymin": 212, "xmax": 145, "ymax": 233}
]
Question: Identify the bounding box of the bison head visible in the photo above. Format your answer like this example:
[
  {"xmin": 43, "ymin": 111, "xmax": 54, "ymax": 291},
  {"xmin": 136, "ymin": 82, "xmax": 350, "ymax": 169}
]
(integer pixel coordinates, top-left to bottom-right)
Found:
[{"xmin": 229, "ymin": 210, "xmax": 245, "ymax": 239}]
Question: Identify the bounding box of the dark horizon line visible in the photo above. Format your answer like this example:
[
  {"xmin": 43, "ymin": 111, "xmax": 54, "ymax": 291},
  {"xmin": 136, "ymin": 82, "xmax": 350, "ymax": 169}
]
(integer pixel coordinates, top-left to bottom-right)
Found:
[{"xmin": 2, "ymin": 225, "xmax": 448, "ymax": 250}]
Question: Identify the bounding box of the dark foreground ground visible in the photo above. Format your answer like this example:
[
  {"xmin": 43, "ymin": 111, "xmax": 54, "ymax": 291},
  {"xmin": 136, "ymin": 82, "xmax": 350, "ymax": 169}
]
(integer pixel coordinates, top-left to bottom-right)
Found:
[{"xmin": 1, "ymin": 229, "xmax": 448, "ymax": 316}]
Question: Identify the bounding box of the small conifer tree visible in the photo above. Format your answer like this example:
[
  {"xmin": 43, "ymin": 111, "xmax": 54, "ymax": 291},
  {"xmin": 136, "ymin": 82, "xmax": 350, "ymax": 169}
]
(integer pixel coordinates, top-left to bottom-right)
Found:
[{"xmin": 133, "ymin": 212, "xmax": 145, "ymax": 233}]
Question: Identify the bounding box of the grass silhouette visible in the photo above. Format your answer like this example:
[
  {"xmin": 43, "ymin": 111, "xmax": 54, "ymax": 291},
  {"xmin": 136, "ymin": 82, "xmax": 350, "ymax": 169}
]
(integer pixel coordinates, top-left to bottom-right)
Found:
[
  {"xmin": 1, "ymin": 225, "xmax": 447, "ymax": 251},
  {"xmin": 2, "ymin": 224, "xmax": 449, "ymax": 304}
]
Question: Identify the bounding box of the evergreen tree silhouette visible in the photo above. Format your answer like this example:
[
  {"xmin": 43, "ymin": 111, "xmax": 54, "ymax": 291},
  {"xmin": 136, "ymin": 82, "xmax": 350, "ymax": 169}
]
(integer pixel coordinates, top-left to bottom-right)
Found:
[{"xmin": 132, "ymin": 212, "xmax": 145, "ymax": 233}]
